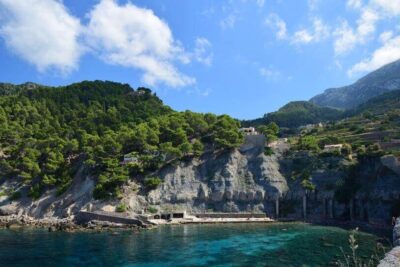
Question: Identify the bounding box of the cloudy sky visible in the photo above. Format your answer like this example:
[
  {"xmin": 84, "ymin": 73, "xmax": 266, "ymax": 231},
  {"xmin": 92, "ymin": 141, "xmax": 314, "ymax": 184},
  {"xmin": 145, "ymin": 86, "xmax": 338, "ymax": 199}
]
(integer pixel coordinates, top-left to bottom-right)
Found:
[{"xmin": 0, "ymin": 0, "xmax": 399, "ymax": 119}]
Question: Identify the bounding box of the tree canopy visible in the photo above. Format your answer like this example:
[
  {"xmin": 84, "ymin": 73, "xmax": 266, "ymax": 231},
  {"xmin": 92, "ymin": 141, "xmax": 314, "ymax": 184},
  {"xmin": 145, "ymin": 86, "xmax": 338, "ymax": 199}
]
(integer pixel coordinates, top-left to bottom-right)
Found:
[{"xmin": 0, "ymin": 81, "xmax": 243, "ymax": 199}]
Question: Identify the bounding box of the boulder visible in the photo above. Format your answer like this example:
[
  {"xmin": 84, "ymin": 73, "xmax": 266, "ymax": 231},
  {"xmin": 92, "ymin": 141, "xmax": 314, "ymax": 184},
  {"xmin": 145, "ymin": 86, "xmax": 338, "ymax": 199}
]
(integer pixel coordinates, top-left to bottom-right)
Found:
[{"xmin": 0, "ymin": 205, "xmax": 17, "ymax": 216}]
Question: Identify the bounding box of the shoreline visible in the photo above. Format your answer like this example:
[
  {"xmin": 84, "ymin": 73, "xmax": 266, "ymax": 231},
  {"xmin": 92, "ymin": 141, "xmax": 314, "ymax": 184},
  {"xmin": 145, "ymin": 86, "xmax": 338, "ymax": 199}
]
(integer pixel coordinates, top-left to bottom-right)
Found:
[
  {"xmin": 0, "ymin": 214, "xmax": 143, "ymax": 233},
  {"xmin": 0, "ymin": 213, "xmax": 393, "ymax": 240}
]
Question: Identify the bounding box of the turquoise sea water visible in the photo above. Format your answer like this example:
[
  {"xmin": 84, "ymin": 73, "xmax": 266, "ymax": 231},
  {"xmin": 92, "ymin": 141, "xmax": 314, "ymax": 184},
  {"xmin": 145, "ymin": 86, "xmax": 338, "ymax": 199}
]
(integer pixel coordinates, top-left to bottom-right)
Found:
[{"xmin": 0, "ymin": 223, "xmax": 386, "ymax": 267}]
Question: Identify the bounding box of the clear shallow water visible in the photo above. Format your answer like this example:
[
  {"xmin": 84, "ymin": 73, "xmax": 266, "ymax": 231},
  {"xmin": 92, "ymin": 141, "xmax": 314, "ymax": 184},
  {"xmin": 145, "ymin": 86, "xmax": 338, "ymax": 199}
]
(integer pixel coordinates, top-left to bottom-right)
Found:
[{"xmin": 0, "ymin": 223, "xmax": 385, "ymax": 267}]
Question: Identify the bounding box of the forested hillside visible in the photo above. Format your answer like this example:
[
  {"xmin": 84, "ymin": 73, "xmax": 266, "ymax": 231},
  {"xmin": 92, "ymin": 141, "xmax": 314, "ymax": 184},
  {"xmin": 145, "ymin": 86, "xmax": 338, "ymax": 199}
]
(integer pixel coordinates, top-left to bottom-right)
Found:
[
  {"xmin": 0, "ymin": 81, "xmax": 243, "ymax": 200},
  {"xmin": 243, "ymin": 101, "xmax": 343, "ymax": 128},
  {"xmin": 348, "ymin": 89, "xmax": 400, "ymax": 117}
]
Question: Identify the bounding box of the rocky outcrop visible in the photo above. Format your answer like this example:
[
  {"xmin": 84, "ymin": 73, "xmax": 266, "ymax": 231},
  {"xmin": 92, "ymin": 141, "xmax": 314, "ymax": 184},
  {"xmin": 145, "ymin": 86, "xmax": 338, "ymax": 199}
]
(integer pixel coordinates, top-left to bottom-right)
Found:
[
  {"xmin": 145, "ymin": 139, "xmax": 288, "ymax": 214},
  {"xmin": 311, "ymin": 59, "xmax": 400, "ymax": 109},
  {"xmin": 378, "ymin": 218, "xmax": 400, "ymax": 266},
  {"xmin": 1, "ymin": 136, "xmax": 400, "ymax": 227}
]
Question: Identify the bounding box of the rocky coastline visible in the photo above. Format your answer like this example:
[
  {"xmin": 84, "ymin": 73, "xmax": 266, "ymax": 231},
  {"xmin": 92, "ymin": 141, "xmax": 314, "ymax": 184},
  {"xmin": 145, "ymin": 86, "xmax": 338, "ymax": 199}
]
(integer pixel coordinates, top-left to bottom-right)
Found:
[{"xmin": 0, "ymin": 214, "xmax": 143, "ymax": 233}]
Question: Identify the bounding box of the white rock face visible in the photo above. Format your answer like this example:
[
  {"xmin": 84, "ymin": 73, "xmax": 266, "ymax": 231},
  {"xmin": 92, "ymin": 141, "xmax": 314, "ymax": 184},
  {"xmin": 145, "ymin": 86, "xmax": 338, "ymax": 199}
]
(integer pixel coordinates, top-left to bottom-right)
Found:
[
  {"xmin": 0, "ymin": 139, "xmax": 289, "ymax": 218},
  {"xmin": 143, "ymin": 139, "xmax": 288, "ymax": 213}
]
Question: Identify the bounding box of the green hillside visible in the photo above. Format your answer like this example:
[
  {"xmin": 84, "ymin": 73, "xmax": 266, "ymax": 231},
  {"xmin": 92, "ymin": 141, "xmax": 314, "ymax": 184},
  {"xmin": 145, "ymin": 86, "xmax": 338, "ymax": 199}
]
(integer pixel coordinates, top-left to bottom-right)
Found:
[
  {"xmin": 293, "ymin": 90, "xmax": 400, "ymax": 155},
  {"xmin": 0, "ymin": 81, "xmax": 243, "ymax": 200},
  {"xmin": 349, "ymin": 89, "xmax": 400, "ymax": 116},
  {"xmin": 243, "ymin": 101, "xmax": 343, "ymax": 128}
]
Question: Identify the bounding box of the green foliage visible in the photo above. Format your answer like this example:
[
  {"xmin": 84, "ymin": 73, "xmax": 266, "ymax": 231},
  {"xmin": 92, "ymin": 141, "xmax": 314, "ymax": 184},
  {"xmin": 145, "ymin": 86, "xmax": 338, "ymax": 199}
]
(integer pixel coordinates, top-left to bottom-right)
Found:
[
  {"xmin": 357, "ymin": 144, "xmax": 385, "ymax": 158},
  {"xmin": 264, "ymin": 147, "xmax": 274, "ymax": 156},
  {"xmin": 258, "ymin": 122, "xmax": 280, "ymax": 144},
  {"xmin": 147, "ymin": 206, "xmax": 158, "ymax": 214},
  {"xmin": 9, "ymin": 191, "xmax": 22, "ymax": 201},
  {"xmin": 192, "ymin": 139, "xmax": 204, "ymax": 156},
  {"xmin": 28, "ymin": 184, "xmax": 42, "ymax": 200},
  {"xmin": 341, "ymin": 143, "xmax": 352, "ymax": 156},
  {"xmin": 347, "ymin": 89, "xmax": 400, "ymax": 118},
  {"xmin": 144, "ymin": 177, "xmax": 162, "ymax": 189},
  {"xmin": 212, "ymin": 115, "xmax": 243, "ymax": 149},
  {"xmin": 301, "ymin": 179, "xmax": 316, "ymax": 191},
  {"xmin": 245, "ymin": 101, "xmax": 343, "ymax": 128},
  {"xmin": 0, "ymin": 189, "xmax": 21, "ymax": 200},
  {"xmin": 0, "ymin": 81, "xmax": 242, "ymax": 200},
  {"xmin": 297, "ymin": 136, "xmax": 320, "ymax": 151},
  {"xmin": 116, "ymin": 203, "xmax": 128, "ymax": 213},
  {"xmin": 336, "ymin": 228, "xmax": 386, "ymax": 267}
]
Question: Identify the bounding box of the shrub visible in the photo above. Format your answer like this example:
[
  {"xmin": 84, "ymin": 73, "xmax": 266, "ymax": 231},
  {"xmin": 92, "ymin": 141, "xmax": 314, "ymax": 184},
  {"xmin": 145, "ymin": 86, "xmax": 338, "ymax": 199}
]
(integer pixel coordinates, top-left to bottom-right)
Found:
[
  {"xmin": 355, "ymin": 127, "xmax": 365, "ymax": 134},
  {"xmin": 264, "ymin": 147, "xmax": 274, "ymax": 156},
  {"xmin": 9, "ymin": 191, "xmax": 21, "ymax": 201},
  {"xmin": 28, "ymin": 184, "xmax": 42, "ymax": 200},
  {"xmin": 359, "ymin": 143, "xmax": 385, "ymax": 157},
  {"xmin": 297, "ymin": 136, "xmax": 320, "ymax": 151},
  {"xmin": 336, "ymin": 228, "xmax": 386, "ymax": 267},
  {"xmin": 301, "ymin": 179, "xmax": 316, "ymax": 191},
  {"xmin": 116, "ymin": 203, "xmax": 128, "ymax": 213},
  {"xmin": 341, "ymin": 144, "xmax": 352, "ymax": 156},
  {"xmin": 144, "ymin": 177, "xmax": 162, "ymax": 189},
  {"xmin": 147, "ymin": 206, "xmax": 158, "ymax": 214}
]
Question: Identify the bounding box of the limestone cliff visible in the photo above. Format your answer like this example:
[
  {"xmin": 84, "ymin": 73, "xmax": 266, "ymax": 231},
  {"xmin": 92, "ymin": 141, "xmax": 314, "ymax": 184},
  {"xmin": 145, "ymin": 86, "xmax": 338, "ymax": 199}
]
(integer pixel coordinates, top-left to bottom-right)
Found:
[{"xmin": 1, "ymin": 136, "xmax": 400, "ymax": 226}]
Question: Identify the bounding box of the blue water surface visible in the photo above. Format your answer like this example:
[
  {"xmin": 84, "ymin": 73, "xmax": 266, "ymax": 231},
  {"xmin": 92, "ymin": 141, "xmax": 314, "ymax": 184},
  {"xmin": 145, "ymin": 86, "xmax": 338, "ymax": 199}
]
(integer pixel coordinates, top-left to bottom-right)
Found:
[{"xmin": 0, "ymin": 223, "xmax": 385, "ymax": 267}]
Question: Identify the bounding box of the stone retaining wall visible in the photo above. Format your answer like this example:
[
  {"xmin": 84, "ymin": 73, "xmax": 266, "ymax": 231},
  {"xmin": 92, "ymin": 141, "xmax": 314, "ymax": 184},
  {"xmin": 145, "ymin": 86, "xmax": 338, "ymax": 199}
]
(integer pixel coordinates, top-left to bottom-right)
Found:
[
  {"xmin": 193, "ymin": 213, "xmax": 266, "ymax": 219},
  {"xmin": 75, "ymin": 211, "xmax": 144, "ymax": 226}
]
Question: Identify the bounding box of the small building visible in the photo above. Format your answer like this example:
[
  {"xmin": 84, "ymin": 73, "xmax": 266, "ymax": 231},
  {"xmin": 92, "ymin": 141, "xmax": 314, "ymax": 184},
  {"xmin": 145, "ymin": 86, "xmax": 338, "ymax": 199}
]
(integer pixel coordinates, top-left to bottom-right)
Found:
[
  {"xmin": 323, "ymin": 144, "xmax": 343, "ymax": 151},
  {"xmin": 121, "ymin": 153, "xmax": 139, "ymax": 165},
  {"xmin": 299, "ymin": 123, "xmax": 324, "ymax": 131},
  {"xmin": 239, "ymin": 127, "xmax": 259, "ymax": 136}
]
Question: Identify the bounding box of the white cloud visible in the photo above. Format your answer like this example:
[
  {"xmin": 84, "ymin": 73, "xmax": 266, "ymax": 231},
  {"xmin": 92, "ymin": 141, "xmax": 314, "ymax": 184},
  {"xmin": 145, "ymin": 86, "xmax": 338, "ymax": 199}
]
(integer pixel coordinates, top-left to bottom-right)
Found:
[
  {"xmin": 357, "ymin": 7, "xmax": 379, "ymax": 38},
  {"xmin": 292, "ymin": 18, "xmax": 329, "ymax": 44},
  {"xmin": 379, "ymin": 30, "xmax": 393, "ymax": 43},
  {"xmin": 348, "ymin": 35, "xmax": 400, "ymax": 76},
  {"xmin": 333, "ymin": 20, "xmax": 358, "ymax": 55},
  {"xmin": 265, "ymin": 13, "xmax": 287, "ymax": 40},
  {"xmin": 0, "ymin": 0, "xmax": 82, "ymax": 74},
  {"xmin": 220, "ymin": 13, "xmax": 237, "ymax": 29},
  {"xmin": 347, "ymin": 0, "xmax": 363, "ymax": 9},
  {"xmin": 256, "ymin": 0, "xmax": 265, "ymax": 7},
  {"xmin": 259, "ymin": 67, "xmax": 281, "ymax": 81},
  {"xmin": 372, "ymin": 0, "xmax": 400, "ymax": 16},
  {"xmin": 193, "ymin": 38, "xmax": 213, "ymax": 66},
  {"xmin": 187, "ymin": 87, "xmax": 211, "ymax": 97},
  {"xmin": 333, "ymin": 7, "xmax": 379, "ymax": 55},
  {"xmin": 266, "ymin": 14, "xmax": 329, "ymax": 45},
  {"xmin": 85, "ymin": 0, "xmax": 194, "ymax": 87},
  {"xmin": 292, "ymin": 30, "xmax": 314, "ymax": 44},
  {"xmin": 308, "ymin": 0, "xmax": 320, "ymax": 11}
]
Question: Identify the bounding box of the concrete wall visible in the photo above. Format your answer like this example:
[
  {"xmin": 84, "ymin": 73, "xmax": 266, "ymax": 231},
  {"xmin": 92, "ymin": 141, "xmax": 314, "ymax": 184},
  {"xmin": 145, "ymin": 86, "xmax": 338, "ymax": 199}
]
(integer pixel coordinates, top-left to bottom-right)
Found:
[
  {"xmin": 193, "ymin": 213, "xmax": 266, "ymax": 219},
  {"xmin": 240, "ymin": 135, "xmax": 266, "ymax": 152}
]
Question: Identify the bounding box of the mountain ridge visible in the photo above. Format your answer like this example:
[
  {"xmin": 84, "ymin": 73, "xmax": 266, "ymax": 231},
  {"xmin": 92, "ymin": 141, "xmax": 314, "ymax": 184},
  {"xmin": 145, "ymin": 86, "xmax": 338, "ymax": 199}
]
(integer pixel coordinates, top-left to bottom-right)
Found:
[{"xmin": 310, "ymin": 59, "xmax": 400, "ymax": 109}]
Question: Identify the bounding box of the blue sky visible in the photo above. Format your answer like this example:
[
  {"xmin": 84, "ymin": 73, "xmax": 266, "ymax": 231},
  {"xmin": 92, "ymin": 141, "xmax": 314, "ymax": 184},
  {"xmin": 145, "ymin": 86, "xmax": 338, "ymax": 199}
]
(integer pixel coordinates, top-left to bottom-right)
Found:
[{"xmin": 0, "ymin": 0, "xmax": 400, "ymax": 119}]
